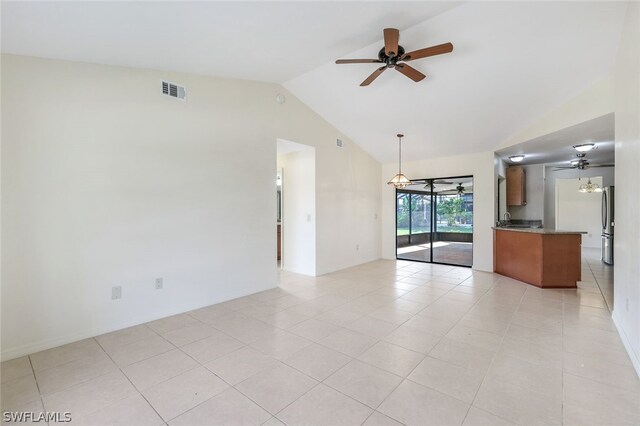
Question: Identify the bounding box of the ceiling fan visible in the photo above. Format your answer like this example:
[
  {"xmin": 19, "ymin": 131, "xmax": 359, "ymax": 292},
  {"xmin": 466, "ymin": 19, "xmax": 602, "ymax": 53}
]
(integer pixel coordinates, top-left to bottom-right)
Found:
[
  {"xmin": 553, "ymin": 153, "xmax": 614, "ymax": 171},
  {"xmin": 439, "ymin": 182, "xmax": 473, "ymax": 195},
  {"xmin": 335, "ymin": 28, "xmax": 453, "ymax": 86}
]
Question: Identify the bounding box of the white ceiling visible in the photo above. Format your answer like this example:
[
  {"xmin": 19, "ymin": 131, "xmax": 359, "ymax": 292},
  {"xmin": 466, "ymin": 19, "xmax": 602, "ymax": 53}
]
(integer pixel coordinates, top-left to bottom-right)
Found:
[
  {"xmin": 1, "ymin": 2, "xmax": 628, "ymax": 164},
  {"xmin": 496, "ymin": 113, "xmax": 615, "ymax": 167},
  {"xmin": 285, "ymin": 2, "xmax": 627, "ymax": 163},
  {"xmin": 0, "ymin": 1, "xmax": 460, "ymax": 83}
]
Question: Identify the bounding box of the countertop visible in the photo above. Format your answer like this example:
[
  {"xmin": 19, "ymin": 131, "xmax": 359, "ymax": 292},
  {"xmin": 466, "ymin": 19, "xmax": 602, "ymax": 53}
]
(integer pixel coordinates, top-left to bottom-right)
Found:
[{"xmin": 492, "ymin": 227, "xmax": 587, "ymax": 235}]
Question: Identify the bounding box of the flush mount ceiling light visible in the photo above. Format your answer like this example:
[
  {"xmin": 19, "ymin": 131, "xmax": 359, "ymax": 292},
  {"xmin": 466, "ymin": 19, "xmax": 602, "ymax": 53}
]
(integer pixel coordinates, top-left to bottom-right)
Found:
[
  {"xmin": 573, "ymin": 143, "xmax": 595, "ymax": 152},
  {"xmin": 509, "ymin": 155, "xmax": 525, "ymax": 163},
  {"xmin": 387, "ymin": 134, "xmax": 412, "ymax": 189},
  {"xmin": 578, "ymin": 177, "xmax": 602, "ymax": 193}
]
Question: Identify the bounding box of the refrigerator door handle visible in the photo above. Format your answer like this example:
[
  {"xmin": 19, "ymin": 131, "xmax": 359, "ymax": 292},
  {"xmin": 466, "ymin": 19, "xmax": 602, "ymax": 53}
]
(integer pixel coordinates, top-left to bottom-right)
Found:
[{"xmin": 601, "ymin": 191, "xmax": 607, "ymax": 231}]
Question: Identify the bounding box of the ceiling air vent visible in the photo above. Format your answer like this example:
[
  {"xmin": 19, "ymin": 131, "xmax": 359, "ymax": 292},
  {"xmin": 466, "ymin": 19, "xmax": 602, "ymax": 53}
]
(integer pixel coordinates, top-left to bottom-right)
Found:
[
  {"xmin": 161, "ymin": 81, "xmax": 186, "ymax": 100},
  {"xmin": 336, "ymin": 139, "xmax": 344, "ymax": 148}
]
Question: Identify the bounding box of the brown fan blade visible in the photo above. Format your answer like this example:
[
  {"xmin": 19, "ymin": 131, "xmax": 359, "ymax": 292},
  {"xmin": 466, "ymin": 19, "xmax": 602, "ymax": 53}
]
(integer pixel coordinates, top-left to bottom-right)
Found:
[
  {"xmin": 360, "ymin": 66, "xmax": 387, "ymax": 86},
  {"xmin": 384, "ymin": 28, "xmax": 400, "ymax": 56},
  {"xmin": 553, "ymin": 167, "xmax": 576, "ymax": 171},
  {"xmin": 402, "ymin": 42, "xmax": 454, "ymax": 61},
  {"xmin": 395, "ymin": 64, "xmax": 426, "ymax": 82},
  {"xmin": 335, "ymin": 59, "xmax": 383, "ymax": 64}
]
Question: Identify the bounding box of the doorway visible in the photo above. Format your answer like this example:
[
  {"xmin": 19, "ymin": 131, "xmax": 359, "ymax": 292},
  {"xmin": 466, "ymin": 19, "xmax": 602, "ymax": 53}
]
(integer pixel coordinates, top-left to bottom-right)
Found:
[{"xmin": 396, "ymin": 176, "xmax": 473, "ymax": 267}]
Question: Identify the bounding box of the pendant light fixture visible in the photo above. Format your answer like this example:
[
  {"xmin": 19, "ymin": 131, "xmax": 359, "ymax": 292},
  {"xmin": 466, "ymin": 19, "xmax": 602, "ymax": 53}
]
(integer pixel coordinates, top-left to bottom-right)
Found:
[
  {"xmin": 578, "ymin": 178, "xmax": 602, "ymax": 193},
  {"xmin": 387, "ymin": 133, "xmax": 412, "ymax": 189}
]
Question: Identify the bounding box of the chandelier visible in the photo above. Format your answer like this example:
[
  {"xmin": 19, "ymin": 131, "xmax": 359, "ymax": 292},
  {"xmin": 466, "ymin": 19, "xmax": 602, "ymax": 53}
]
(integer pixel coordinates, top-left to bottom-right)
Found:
[
  {"xmin": 578, "ymin": 178, "xmax": 602, "ymax": 193},
  {"xmin": 387, "ymin": 134, "xmax": 412, "ymax": 189}
]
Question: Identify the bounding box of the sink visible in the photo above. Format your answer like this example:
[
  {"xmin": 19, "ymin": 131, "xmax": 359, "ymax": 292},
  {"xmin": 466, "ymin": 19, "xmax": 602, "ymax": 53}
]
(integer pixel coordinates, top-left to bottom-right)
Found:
[{"xmin": 500, "ymin": 224, "xmax": 541, "ymax": 229}]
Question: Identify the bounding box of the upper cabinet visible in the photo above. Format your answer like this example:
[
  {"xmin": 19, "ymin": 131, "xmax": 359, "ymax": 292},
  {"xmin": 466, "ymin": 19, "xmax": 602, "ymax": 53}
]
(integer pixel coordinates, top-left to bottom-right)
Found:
[{"xmin": 507, "ymin": 166, "xmax": 527, "ymax": 206}]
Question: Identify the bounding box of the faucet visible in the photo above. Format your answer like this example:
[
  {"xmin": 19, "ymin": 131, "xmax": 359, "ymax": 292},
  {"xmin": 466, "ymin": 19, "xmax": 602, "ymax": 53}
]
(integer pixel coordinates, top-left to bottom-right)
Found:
[{"xmin": 502, "ymin": 211, "xmax": 511, "ymax": 226}]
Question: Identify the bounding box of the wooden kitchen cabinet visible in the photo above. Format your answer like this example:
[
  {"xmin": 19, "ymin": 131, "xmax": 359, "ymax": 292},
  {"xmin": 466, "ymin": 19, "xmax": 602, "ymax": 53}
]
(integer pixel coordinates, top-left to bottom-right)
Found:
[{"xmin": 506, "ymin": 166, "xmax": 526, "ymax": 206}]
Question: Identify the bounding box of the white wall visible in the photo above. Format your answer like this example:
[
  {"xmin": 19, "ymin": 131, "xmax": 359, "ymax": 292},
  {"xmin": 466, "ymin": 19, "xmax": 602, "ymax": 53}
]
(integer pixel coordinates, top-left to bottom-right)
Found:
[
  {"xmin": 277, "ymin": 147, "xmax": 316, "ymax": 276},
  {"xmin": 612, "ymin": 2, "xmax": 640, "ymax": 377},
  {"xmin": 1, "ymin": 54, "xmax": 382, "ymax": 360},
  {"xmin": 382, "ymin": 151, "xmax": 495, "ymax": 272},
  {"xmin": 544, "ymin": 166, "xmax": 615, "ymax": 231},
  {"xmin": 555, "ymin": 177, "xmax": 603, "ymax": 248},
  {"xmin": 507, "ymin": 164, "xmax": 545, "ymax": 221}
]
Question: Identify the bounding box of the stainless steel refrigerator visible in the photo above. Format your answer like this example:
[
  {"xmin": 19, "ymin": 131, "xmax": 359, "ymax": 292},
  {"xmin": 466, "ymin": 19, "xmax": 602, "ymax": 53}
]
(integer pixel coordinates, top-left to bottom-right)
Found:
[{"xmin": 601, "ymin": 186, "xmax": 614, "ymax": 265}]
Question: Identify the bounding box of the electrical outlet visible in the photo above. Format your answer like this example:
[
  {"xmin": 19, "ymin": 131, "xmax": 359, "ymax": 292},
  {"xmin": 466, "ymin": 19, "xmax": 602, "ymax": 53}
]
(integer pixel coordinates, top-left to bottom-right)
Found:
[
  {"xmin": 155, "ymin": 278, "xmax": 163, "ymax": 290},
  {"xmin": 111, "ymin": 286, "xmax": 122, "ymax": 300}
]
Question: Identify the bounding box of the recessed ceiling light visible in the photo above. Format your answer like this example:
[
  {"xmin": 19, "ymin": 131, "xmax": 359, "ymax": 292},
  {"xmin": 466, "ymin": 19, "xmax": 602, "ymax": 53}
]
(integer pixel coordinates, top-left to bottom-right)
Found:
[
  {"xmin": 573, "ymin": 143, "xmax": 595, "ymax": 152},
  {"xmin": 509, "ymin": 155, "xmax": 525, "ymax": 163}
]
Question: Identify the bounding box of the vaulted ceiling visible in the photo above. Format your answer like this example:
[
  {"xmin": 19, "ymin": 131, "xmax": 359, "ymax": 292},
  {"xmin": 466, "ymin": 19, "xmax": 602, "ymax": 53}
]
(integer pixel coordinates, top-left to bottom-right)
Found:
[{"xmin": 2, "ymin": 1, "xmax": 628, "ymax": 164}]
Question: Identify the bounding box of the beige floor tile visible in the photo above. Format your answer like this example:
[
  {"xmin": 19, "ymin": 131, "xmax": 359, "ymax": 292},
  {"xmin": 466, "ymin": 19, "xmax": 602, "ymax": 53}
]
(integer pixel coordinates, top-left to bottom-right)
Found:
[
  {"xmin": 96, "ymin": 325, "xmax": 158, "ymax": 352},
  {"xmin": 106, "ymin": 335, "xmax": 174, "ymax": 367},
  {"xmin": 42, "ymin": 371, "xmax": 137, "ymax": 420},
  {"xmin": 563, "ymin": 351, "xmax": 640, "ymax": 393},
  {"xmin": 1, "ymin": 357, "xmax": 33, "ymax": 383},
  {"xmin": 69, "ymin": 394, "xmax": 164, "ymax": 426},
  {"xmin": 345, "ymin": 316, "xmax": 398, "ymax": 339},
  {"xmin": 402, "ymin": 315, "xmax": 456, "ymax": 336},
  {"xmin": 204, "ymin": 346, "xmax": 281, "ymax": 386},
  {"xmin": 362, "ymin": 411, "xmax": 404, "ymax": 426},
  {"xmin": 324, "ymin": 360, "xmax": 402, "ymax": 408},
  {"xmin": 367, "ymin": 307, "xmax": 415, "ymax": 325},
  {"xmin": 563, "ymin": 372, "xmax": 640, "ymax": 425},
  {"xmin": 283, "ymin": 343, "xmax": 351, "ymax": 381},
  {"xmin": 262, "ymin": 416, "xmax": 286, "ymax": 426},
  {"xmin": 250, "ymin": 330, "xmax": 313, "ymax": 361},
  {"xmin": 258, "ymin": 310, "xmax": 311, "ymax": 328},
  {"xmin": 235, "ymin": 363, "xmax": 317, "ymax": 414},
  {"xmin": 287, "ymin": 319, "xmax": 341, "ymax": 341},
  {"xmin": 146, "ymin": 313, "xmax": 200, "ymax": 334},
  {"xmin": 357, "ymin": 341, "xmax": 424, "ymax": 377},
  {"xmin": 35, "ymin": 351, "xmax": 118, "ymax": 395},
  {"xmin": 29, "ymin": 339, "xmax": 104, "ymax": 372},
  {"xmin": 187, "ymin": 304, "xmax": 233, "ymax": 324},
  {"xmin": 180, "ymin": 332, "xmax": 245, "ymax": 364},
  {"xmin": 0, "ymin": 374, "xmax": 40, "ymax": 410},
  {"xmin": 504, "ymin": 323, "xmax": 562, "ymax": 346},
  {"xmin": 382, "ymin": 325, "xmax": 441, "ymax": 354},
  {"xmin": 214, "ymin": 317, "xmax": 278, "ymax": 343},
  {"xmin": 319, "ymin": 328, "xmax": 378, "ymax": 357},
  {"xmin": 462, "ymin": 407, "xmax": 515, "ymax": 426},
  {"xmin": 378, "ymin": 380, "xmax": 470, "ymax": 426},
  {"xmin": 0, "ymin": 398, "xmax": 45, "ymax": 425},
  {"xmin": 161, "ymin": 322, "xmax": 221, "ymax": 347},
  {"xmin": 277, "ymin": 384, "xmax": 372, "ymax": 426},
  {"xmin": 487, "ymin": 352, "xmax": 562, "ymax": 400},
  {"xmin": 169, "ymin": 388, "xmax": 271, "ymax": 426},
  {"xmin": 473, "ymin": 377, "xmax": 561, "ymax": 425},
  {"xmin": 497, "ymin": 336, "xmax": 562, "ymax": 369},
  {"xmin": 142, "ymin": 366, "xmax": 229, "ymax": 421},
  {"xmin": 446, "ymin": 324, "xmax": 503, "ymax": 351},
  {"xmin": 408, "ymin": 356, "xmax": 484, "ymax": 403},
  {"xmin": 122, "ymin": 349, "xmax": 199, "ymax": 390},
  {"xmin": 429, "ymin": 337, "xmax": 495, "ymax": 373}
]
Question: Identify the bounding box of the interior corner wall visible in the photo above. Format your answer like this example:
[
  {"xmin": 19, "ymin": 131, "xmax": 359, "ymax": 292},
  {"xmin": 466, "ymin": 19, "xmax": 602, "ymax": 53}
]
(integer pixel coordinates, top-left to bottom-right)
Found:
[
  {"xmin": 0, "ymin": 54, "xmax": 382, "ymax": 360},
  {"xmin": 544, "ymin": 166, "xmax": 615, "ymax": 231},
  {"xmin": 612, "ymin": 1, "xmax": 640, "ymax": 377},
  {"xmin": 381, "ymin": 151, "xmax": 495, "ymax": 272},
  {"xmin": 277, "ymin": 148, "xmax": 316, "ymax": 276}
]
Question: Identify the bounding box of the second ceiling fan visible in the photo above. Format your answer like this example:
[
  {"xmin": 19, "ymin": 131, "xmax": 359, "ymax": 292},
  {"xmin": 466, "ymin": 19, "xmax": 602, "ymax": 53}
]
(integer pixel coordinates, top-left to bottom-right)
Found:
[{"xmin": 335, "ymin": 28, "xmax": 454, "ymax": 86}]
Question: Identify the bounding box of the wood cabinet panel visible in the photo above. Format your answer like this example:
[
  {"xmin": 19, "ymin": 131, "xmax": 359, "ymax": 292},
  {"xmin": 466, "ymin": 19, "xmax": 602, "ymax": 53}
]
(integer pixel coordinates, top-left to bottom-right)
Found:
[{"xmin": 506, "ymin": 166, "xmax": 526, "ymax": 206}]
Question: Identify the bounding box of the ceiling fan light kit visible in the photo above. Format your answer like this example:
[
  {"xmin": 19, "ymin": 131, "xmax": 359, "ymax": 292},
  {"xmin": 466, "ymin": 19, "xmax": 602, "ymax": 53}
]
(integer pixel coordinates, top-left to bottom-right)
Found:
[
  {"xmin": 573, "ymin": 143, "xmax": 595, "ymax": 152},
  {"xmin": 387, "ymin": 133, "xmax": 412, "ymax": 189},
  {"xmin": 335, "ymin": 28, "xmax": 453, "ymax": 86}
]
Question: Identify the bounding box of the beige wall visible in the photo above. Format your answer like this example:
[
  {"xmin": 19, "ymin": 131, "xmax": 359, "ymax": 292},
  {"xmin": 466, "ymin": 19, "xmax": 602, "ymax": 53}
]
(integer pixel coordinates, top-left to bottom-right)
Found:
[
  {"xmin": 382, "ymin": 151, "xmax": 496, "ymax": 272},
  {"xmin": 612, "ymin": 2, "xmax": 640, "ymax": 377},
  {"xmin": 1, "ymin": 54, "xmax": 382, "ymax": 360}
]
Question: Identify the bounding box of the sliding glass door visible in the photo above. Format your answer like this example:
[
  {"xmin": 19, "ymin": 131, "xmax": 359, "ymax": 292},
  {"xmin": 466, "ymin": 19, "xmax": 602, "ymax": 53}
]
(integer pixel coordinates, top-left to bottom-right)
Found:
[{"xmin": 396, "ymin": 176, "xmax": 473, "ymax": 267}]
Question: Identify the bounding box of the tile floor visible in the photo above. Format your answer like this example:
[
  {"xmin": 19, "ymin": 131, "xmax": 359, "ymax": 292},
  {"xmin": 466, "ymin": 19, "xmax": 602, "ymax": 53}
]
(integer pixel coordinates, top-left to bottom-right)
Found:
[{"xmin": 2, "ymin": 250, "xmax": 638, "ymax": 425}]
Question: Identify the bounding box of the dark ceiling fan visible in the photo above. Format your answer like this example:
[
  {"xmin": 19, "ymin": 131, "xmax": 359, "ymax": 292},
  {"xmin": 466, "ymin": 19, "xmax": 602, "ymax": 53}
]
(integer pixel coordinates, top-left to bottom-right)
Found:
[
  {"xmin": 439, "ymin": 182, "xmax": 473, "ymax": 195},
  {"xmin": 553, "ymin": 153, "xmax": 614, "ymax": 171},
  {"xmin": 335, "ymin": 28, "xmax": 453, "ymax": 86}
]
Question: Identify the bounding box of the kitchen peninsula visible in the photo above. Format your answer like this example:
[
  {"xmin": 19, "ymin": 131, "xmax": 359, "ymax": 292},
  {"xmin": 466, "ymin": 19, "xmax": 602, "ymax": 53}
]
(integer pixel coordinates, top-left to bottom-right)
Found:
[{"xmin": 493, "ymin": 227, "xmax": 586, "ymax": 288}]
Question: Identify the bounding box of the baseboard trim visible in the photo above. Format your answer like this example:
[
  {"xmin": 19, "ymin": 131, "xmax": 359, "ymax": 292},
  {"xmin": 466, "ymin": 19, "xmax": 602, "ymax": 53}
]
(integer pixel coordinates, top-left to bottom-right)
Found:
[{"xmin": 612, "ymin": 309, "xmax": 640, "ymax": 379}]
